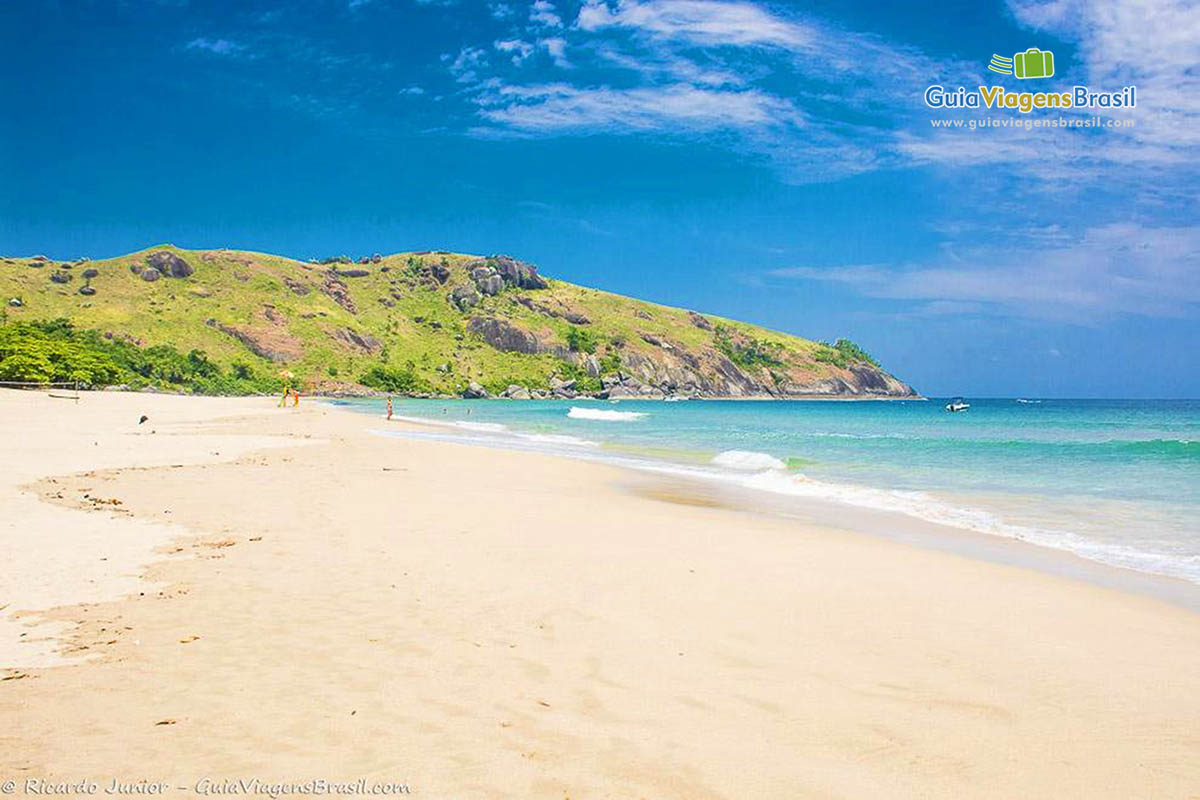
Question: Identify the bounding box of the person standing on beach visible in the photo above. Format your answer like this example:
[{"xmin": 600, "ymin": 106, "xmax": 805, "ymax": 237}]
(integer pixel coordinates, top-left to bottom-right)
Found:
[
  {"xmin": 387, "ymin": 396, "xmax": 394, "ymax": 420},
  {"xmin": 279, "ymin": 387, "xmax": 291, "ymax": 408}
]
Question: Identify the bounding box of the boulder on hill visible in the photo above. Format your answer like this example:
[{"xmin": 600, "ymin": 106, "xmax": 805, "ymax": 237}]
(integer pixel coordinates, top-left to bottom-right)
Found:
[
  {"xmin": 50, "ymin": 270, "xmax": 72, "ymax": 284},
  {"xmin": 431, "ymin": 262, "xmax": 451, "ymax": 283},
  {"xmin": 146, "ymin": 250, "xmax": 194, "ymax": 278},
  {"xmin": 141, "ymin": 268, "xmax": 161, "ymax": 282},
  {"xmin": 79, "ymin": 285, "xmax": 96, "ymax": 296},
  {"xmin": 450, "ymin": 285, "xmax": 480, "ymax": 311},
  {"xmin": 338, "ymin": 268, "xmax": 371, "ymax": 278},
  {"xmin": 464, "ymin": 256, "xmax": 549, "ymax": 293},
  {"xmin": 82, "ymin": 268, "xmax": 99, "ymax": 279},
  {"xmin": 466, "ymin": 316, "xmax": 542, "ymax": 354},
  {"xmin": 492, "ymin": 255, "xmax": 548, "ymax": 290}
]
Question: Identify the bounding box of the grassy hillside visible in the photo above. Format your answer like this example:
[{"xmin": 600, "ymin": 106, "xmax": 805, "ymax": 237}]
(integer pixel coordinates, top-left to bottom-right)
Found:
[{"xmin": 0, "ymin": 246, "xmax": 915, "ymax": 398}]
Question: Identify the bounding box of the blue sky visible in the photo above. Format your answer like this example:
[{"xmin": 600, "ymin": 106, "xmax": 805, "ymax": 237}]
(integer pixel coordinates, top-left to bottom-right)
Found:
[{"xmin": 2, "ymin": 0, "xmax": 1197, "ymax": 397}]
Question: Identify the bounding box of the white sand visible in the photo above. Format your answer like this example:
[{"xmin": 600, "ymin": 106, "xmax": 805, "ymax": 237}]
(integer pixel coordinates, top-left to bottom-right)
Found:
[
  {"xmin": 0, "ymin": 389, "xmax": 308, "ymax": 665},
  {"xmin": 1, "ymin": 390, "xmax": 1198, "ymax": 798}
]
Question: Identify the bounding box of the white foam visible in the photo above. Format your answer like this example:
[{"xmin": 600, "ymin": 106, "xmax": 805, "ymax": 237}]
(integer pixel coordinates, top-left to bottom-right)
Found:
[
  {"xmin": 455, "ymin": 421, "xmax": 508, "ymax": 433},
  {"xmin": 711, "ymin": 450, "xmax": 787, "ymax": 470},
  {"xmin": 567, "ymin": 407, "xmax": 647, "ymax": 421},
  {"xmin": 517, "ymin": 433, "xmax": 600, "ymax": 447}
]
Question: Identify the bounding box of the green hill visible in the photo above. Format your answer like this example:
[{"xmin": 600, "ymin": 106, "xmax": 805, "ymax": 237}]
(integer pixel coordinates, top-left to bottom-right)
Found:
[{"xmin": 0, "ymin": 246, "xmax": 916, "ymax": 399}]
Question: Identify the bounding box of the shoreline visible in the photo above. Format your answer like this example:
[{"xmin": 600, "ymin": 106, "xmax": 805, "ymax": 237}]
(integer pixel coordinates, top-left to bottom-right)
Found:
[
  {"xmin": 361, "ymin": 402, "xmax": 1200, "ymax": 604},
  {"xmin": 2, "ymin": 390, "xmax": 1199, "ymax": 797}
]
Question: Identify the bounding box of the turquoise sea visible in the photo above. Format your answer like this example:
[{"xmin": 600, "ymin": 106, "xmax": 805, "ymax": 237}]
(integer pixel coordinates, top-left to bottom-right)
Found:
[{"xmin": 335, "ymin": 397, "xmax": 1200, "ymax": 585}]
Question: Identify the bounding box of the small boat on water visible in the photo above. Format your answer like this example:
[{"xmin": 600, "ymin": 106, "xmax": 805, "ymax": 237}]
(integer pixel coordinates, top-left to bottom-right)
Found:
[{"xmin": 945, "ymin": 397, "xmax": 970, "ymax": 413}]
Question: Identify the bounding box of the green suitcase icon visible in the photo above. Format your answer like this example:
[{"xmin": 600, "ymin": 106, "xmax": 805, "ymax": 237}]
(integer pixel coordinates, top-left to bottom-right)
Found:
[{"xmin": 1013, "ymin": 48, "xmax": 1054, "ymax": 79}]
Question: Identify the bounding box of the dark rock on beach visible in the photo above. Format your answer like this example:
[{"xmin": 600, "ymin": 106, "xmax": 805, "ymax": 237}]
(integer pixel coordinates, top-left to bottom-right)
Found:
[{"xmin": 462, "ymin": 381, "xmax": 489, "ymax": 399}]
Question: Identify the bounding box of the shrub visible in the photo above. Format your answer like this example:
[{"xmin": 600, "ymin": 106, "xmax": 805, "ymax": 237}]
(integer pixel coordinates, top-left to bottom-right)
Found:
[
  {"xmin": 714, "ymin": 325, "xmax": 785, "ymax": 369},
  {"xmin": 813, "ymin": 338, "xmax": 879, "ymax": 368},
  {"xmin": 598, "ymin": 351, "xmax": 622, "ymax": 374},
  {"xmin": 0, "ymin": 319, "xmax": 280, "ymax": 394},
  {"xmin": 359, "ymin": 365, "xmax": 428, "ymax": 394},
  {"xmin": 565, "ymin": 326, "xmax": 598, "ymax": 354},
  {"xmin": 555, "ymin": 359, "xmax": 602, "ymax": 394}
]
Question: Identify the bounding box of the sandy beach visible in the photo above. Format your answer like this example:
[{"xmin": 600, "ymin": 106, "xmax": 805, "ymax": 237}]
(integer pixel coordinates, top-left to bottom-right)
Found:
[{"xmin": 2, "ymin": 388, "xmax": 1199, "ymax": 799}]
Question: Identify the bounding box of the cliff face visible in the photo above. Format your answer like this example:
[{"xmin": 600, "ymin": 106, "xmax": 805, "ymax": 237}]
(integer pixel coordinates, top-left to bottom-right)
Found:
[{"xmin": 0, "ymin": 247, "xmax": 917, "ymax": 399}]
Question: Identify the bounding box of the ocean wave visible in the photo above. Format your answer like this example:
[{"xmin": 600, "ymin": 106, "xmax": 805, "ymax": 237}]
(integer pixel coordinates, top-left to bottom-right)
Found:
[
  {"xmin": 567, "ymin": 407, "xmax": 647, "ymax": 421},
  {"xmin": 516, "ymin": 432, "xmax": 600, "ymax": 447},
  {"xmin": 711, "ymin": 450, "xmax": 787, "ymax": 470},
  {"xmin": 455, "ymin": 421, "xmax": 508, "ymax": 433},
  {"xmin": 684, "ymin": 466, "xmax": 1200, "ymax": 584}
]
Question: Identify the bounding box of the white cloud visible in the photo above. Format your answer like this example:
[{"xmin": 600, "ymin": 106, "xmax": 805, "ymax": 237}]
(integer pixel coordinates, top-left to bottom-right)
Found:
[
  {"xmin": 476, "ymin": 82, "xmax": 804, "ymax": 132},
  {"xmin": 577, "ymin": 0, "xmax": 814, "ymax": 49},
  {"xmin": 539, "ymin": 37, "xmax": 571, "ymax": 67},
  {"xmin": 495, "ymin": 38, "xmax": 535, "ymax": 65},
  {"xmin": 446, "ymin": 46, "xmax": 489, "ymax": 82},
  {"xmin": 772, "ymin": 223, "xmax": 1200, "ymax": 321},
  {"xmin": 449, "ymin": 0, "xmax": 1197, "ymax": 191},
  {"xmin": 1009, "ymin": 0, "xmax": 1200, "ymax": 155},
  {"xmin": 530, "ymin": 0, "xmax": 562, "ymax": 27},
  {"xmin": 186, "ymin": 38, "xmax": 245, "ymax": 56}
]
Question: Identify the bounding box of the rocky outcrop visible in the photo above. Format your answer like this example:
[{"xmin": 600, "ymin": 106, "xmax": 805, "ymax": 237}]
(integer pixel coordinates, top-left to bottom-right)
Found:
[
  {"xmin": 331, "ymin": 327, "xmax": 382, "ymax": 354},
  {"xmin": 462, "ymin": 381, "xmax": 489, "ymax": 399},
  {"xmin": 589, "ymin": 344, "xmax": 916, "ymax": 401},
  {"xmin": 490, "ymin": 255, "xmax": 548, "ymax": 290},
  {"xmin": 466, "ymin": 316, "xmax": 542, "ymax": 354},
  {"xmin": 464, "ymin": 255, "xmax": 549, "ymax": 297},
  {"xmin": 283, "ymin": 276, "xmax": 310, "ymax": 295},
  {"xmin": 472, "ymin": 265, "xmax": 505, "ymax": 296},
  {"xmin": 207, "ymin": 311, "xmax": 304, "ymax": 363},
  {"xmin": 321, "ymin": 271, "xmax": 356, "ymax": 313},
  {"xmin": 50, "ymin": 270, "xmax": 72, "ymax": 284},
  {"xmin": 501, "ymin": 384, "xmax": 532, "ymax": 400},
  {"xmin": 513, "ymin": 295, "xmax": 588, "ymax": 323},
  {"xmin": 146, "ymin": 251, "xmax": 194, "ymax": 278},
  {"xmin": 451, "ymin": 285, "xmax": 480, "ymax": 311}
]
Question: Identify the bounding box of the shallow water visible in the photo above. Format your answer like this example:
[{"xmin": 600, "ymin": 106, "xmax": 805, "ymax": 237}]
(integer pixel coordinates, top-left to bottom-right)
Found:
[{"xmin": 335, "ymin": 397, "xmax": 1200, "ymax": 585}]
